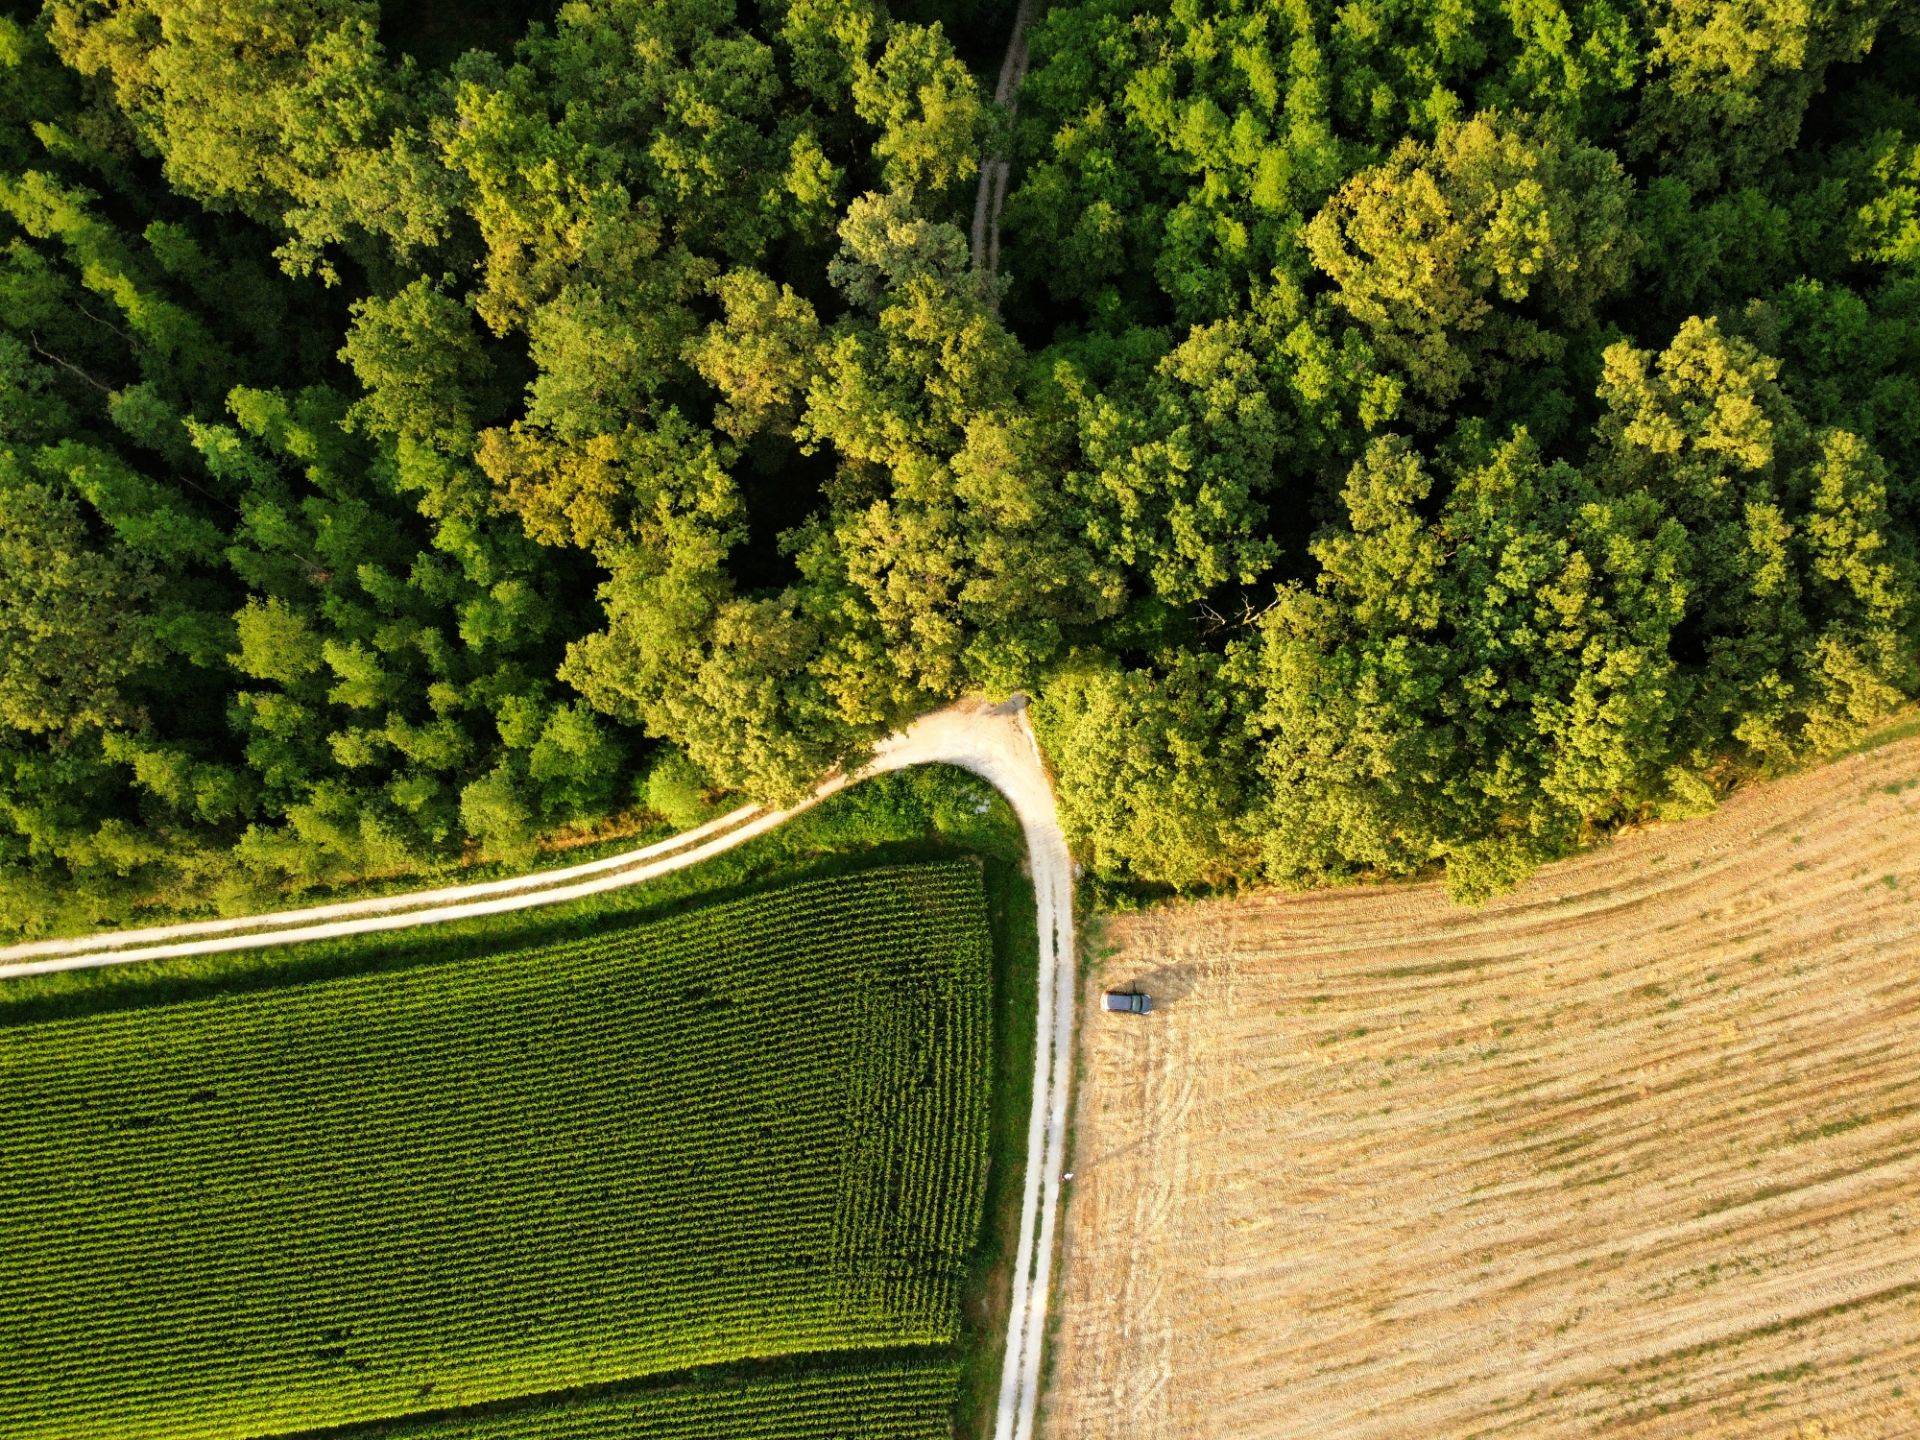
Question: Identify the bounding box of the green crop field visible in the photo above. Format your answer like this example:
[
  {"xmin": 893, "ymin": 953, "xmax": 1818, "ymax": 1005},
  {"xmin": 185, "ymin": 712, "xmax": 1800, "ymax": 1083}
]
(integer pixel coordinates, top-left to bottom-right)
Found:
[
  {"xmin": 0, "ymin": 862, "xmax": 992, "ymax": 1440},
  {"xmin": 339, "ymin": 1359, "xmax": 962, "ymax": 1439}
]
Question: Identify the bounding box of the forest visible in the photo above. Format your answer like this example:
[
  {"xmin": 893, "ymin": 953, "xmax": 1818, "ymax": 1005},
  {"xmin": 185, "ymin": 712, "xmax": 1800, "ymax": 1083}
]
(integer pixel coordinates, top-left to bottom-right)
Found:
[{"xmin": 3, "ymin": 0, "xmax": 1919, "ymax": 928}]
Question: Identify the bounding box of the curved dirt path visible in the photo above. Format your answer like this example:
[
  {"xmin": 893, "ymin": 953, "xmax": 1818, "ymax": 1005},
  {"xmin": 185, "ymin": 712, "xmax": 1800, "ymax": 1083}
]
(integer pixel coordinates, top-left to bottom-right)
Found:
[{"xmin": 0, "ymin": 697, "xmax": 1077, "ymax": 1440}]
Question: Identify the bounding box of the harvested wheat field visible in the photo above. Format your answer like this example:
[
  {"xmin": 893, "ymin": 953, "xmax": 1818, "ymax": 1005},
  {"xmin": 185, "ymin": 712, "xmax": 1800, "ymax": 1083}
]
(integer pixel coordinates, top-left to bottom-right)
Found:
[{"xmin": 1046, "ymin": 734, "xmax": 1920, "ymax": 1440}]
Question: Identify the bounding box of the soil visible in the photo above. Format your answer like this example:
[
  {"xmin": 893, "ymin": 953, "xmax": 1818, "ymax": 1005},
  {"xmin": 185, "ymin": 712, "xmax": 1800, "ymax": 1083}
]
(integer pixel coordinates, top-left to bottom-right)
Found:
[{"xmin": 1044, "ymin": 736, "xmax": 1920, "ymax": 1440}]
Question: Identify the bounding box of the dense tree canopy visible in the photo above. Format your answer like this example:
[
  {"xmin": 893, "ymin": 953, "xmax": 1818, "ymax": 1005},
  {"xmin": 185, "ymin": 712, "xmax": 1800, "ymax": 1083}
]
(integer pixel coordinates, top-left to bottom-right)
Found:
[{"xmin": 3, "ymin": 0, "xmax": 1919, "ymax": 928}]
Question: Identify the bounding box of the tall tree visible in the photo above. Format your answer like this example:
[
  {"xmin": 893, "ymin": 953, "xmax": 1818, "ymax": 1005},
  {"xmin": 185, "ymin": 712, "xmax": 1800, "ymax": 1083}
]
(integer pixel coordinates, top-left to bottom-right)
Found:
[{"xmin": 1304, "ymin": 111, "xmax": 1634, "ymax": 412}]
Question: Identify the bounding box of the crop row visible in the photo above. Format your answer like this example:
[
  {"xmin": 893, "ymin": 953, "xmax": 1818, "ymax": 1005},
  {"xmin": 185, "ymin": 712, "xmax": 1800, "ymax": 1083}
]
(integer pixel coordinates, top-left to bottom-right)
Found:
[
  {"xmin": 343, "ymin": 1359, "xmax": 962, "ymax": 1440},
  {"xmin": 0, "ymin": 863, "xmax": 993, "ymax": 1440}
]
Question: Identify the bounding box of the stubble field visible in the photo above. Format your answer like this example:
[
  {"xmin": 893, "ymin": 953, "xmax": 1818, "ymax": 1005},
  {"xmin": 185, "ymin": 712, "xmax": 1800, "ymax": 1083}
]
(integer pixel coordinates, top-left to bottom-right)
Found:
[{"xmin": 1045, "ymin": 735, "xmax": 1920, "ymax": 1440}]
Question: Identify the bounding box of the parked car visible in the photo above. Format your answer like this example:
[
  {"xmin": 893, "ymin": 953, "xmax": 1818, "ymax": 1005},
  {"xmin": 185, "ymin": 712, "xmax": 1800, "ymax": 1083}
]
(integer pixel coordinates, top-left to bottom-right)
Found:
[{"xmin": 1102, "ymin": 989, "xmax": 1153, "ymax": 1015}]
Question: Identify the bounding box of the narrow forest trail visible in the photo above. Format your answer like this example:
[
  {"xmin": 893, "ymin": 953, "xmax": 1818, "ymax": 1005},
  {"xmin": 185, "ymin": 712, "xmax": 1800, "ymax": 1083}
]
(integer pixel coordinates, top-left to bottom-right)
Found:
[
  {"xmin": 968, "ymin": 10, "xmax": 1062, "ymax": 1434},
  {"xmin": 0, "ymin": 697, "xmax": 1079, "ymax": 1440},
  {"xmin": 971, "ymin": 0, "xmax": 1038, "ymax": 292}
]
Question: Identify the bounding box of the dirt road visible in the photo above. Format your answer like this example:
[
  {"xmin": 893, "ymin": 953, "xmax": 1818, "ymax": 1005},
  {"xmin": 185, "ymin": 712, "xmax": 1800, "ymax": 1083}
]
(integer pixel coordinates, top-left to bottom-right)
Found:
[
  {"xmin": 1046, "ymin": 736, "xmax": 1920, "ymax": 1440},
  {"xmin": 970, "ymin": 0, "xmax": 1036, "ymax": 290},
  {"xmin": 0, "ymin": 698, "xmax": 1077, "ymax": 1440}
]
